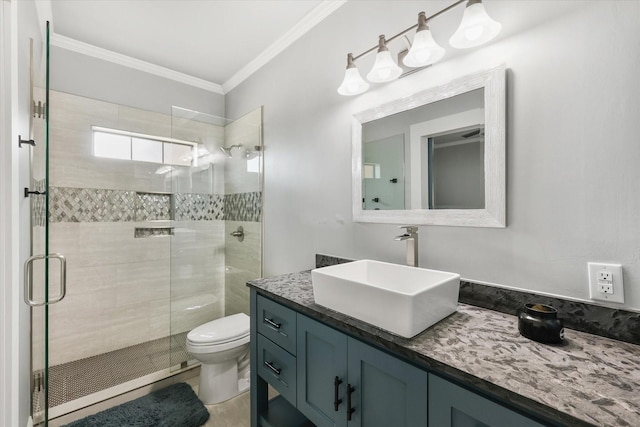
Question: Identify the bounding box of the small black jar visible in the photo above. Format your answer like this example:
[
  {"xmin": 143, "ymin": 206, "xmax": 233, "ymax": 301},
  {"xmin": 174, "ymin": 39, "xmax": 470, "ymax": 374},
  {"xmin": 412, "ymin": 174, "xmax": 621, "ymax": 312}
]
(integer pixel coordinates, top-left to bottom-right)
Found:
[{"xmin": 517, "ymin": 303, "xmax": 564, "ymax": 344}]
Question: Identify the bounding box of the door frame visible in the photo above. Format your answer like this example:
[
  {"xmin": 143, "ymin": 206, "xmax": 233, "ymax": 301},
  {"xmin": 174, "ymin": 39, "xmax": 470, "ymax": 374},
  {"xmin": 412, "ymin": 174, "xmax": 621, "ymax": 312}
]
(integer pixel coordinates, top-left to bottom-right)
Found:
[{"xmin": 1, "ymin": 1, "xmax": 31, "ymax": 427}]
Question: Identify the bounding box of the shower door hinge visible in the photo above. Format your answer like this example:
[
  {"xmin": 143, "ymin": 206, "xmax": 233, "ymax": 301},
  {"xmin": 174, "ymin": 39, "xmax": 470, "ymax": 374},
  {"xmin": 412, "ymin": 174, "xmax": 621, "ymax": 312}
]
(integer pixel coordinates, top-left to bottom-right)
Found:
[
  {"xmin": 24, "ymin": 187, "xmax": 46, "ymax": 198},
  {"xmin": 32, "ymin": 100, "xmax": 47, "ymax": 119},
  {"xmin": 18, "ymin": 135, "xmax": 36, "ymax": 147}
]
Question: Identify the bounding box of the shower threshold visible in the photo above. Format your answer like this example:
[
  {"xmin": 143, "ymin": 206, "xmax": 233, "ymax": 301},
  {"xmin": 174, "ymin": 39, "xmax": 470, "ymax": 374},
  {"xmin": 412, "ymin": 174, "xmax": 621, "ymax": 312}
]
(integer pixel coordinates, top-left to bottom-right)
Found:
[{"xmin": 33, "ymin": 331, "xmax": 194, "ymax": 420}]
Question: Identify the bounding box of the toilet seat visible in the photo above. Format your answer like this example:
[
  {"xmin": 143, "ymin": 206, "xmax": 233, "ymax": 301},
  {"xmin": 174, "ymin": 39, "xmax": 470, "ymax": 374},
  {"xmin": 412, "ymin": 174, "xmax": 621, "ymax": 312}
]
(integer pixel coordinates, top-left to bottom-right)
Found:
[{"xmin": 186, "ymin": 313, "xmax": 250, "ymax": 352}]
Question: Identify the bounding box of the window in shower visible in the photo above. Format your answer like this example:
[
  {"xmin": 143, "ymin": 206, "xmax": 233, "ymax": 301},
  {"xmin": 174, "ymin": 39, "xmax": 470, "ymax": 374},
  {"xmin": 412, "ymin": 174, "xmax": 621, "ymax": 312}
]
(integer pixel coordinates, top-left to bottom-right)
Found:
[{"xmin": 92, "ymin": 126, "xmax": 197, "ymax": 166}]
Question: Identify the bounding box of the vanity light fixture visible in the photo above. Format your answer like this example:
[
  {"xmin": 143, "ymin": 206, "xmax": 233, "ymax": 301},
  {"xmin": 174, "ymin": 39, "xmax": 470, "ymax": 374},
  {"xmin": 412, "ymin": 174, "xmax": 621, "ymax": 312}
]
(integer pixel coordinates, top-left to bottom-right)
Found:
[
  {"xmin": 337, "ymin": 53, "xmax": 370, "ymax": 96},
  {"xmin": 449, "ymin": 0, "xmax": 502, "ymax": 48},
  {"xmin": 366, "ymin": 35, "xmax": 403, "ymax": 83},
  {"xmin": 403, "ymin": 12, "xmax": 445, "ymax": 68},
  {"xmin": 338, "ymin": 0, "xmax": 501, "ymax": 96}
]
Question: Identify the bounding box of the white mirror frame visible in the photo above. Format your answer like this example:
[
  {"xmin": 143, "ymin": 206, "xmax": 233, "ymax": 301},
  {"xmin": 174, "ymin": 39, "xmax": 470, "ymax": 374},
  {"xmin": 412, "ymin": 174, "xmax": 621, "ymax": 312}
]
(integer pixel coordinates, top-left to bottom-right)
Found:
[{"xmin": 352, "ymin": 64, "xmax": 506, "ymax": 227}]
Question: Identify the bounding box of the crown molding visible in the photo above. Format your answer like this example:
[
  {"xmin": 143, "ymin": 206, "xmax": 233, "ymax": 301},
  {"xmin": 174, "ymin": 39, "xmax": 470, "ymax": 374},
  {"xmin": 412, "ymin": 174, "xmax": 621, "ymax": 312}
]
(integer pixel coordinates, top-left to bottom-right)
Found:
[
  {"xmin": 47, "ymin": 0, "xmax": 345, "ymax": 95},
  {"xmin": 222, "ymin": 0, "xmax": 347, "ymax": 93},
  {"xmin": 50, "ymin": 33, "xmax": 225, "ymax": 95}
]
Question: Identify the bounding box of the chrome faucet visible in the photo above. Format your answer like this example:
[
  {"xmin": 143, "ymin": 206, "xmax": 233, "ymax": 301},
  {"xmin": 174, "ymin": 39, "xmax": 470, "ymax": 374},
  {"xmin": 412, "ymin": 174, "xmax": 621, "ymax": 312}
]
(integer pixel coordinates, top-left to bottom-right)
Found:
[{"xmin": 394, "ymin": 226, "xmax": 419, "ymax": 267}]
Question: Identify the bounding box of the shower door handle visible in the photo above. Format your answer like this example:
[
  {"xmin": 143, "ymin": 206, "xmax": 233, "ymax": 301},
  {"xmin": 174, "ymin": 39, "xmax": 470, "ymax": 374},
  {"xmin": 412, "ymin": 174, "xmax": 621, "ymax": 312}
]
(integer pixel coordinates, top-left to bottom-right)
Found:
[{"xmin": 24, "ymin": 253, "xmax": 67, "ymax": 306}]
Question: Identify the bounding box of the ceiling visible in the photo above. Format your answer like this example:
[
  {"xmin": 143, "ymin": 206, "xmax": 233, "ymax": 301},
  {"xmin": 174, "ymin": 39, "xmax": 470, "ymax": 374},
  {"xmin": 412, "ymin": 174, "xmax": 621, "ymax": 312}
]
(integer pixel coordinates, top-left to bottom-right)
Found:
[
  {"xmin": 47, "ymin": 0, "xmax": 583, "ymax": 95},
  {"xmin": 49, "ymin": 0, "xmax": 343, "ymax": 94}
]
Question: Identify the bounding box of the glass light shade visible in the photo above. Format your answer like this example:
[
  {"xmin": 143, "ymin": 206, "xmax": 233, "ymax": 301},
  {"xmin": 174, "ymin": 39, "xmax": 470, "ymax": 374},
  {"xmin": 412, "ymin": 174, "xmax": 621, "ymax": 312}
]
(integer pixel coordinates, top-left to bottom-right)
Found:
[
  {"xmin": 338, "ymin": 67, "xmax": 370, "ymax": 96},
  {"xmin": 403, "ymin": 28, "xmax": 446, "ymax": 68},
  {"xmin": 367, "ymin": 50, "xmax": 403, "ymax": 83},
  {"xmin": 449, "ymin": 1, "xmax": 502, "ymax": 49}
]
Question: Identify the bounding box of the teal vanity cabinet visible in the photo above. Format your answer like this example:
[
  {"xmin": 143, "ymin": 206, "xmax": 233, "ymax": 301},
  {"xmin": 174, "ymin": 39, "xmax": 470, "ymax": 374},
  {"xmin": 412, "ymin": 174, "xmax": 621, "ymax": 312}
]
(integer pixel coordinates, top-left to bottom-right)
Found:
[
  {"xmin": 296, "ymin": 314, "xmax": 348, "ymax": 427},
  {"xmin": 251, "ymin": 292, "xmax": 427, "ymax": 427},
  {"xmin": 297, "ymin": 315, "xmax": 428, "ymax": 427},
  {"xmin": 428, "ymin": 374, "xmax": 544, "ymax": 427},
  {"xmin": 252, "ymin": 294, "xmax": 312, "ymax": 427},
  {"xmin": 251, "ymin": 290, "xmax": 546, "ymax": 427}
]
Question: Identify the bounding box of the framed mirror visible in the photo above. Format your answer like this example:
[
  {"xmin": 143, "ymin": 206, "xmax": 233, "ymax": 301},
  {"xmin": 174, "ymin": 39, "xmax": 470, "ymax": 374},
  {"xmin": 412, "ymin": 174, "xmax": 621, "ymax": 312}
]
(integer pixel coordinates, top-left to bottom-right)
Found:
[{"xmin": 352, "ymin": 64, "xmax": 506, "ymax": 227}]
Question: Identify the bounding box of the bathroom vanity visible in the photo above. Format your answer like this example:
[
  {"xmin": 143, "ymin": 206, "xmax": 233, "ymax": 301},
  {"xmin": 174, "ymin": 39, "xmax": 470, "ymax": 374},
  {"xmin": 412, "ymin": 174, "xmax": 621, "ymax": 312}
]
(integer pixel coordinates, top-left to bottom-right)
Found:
[{"xmin": 248, "ymin": 269, "xmax": 640, "ymax": 427}]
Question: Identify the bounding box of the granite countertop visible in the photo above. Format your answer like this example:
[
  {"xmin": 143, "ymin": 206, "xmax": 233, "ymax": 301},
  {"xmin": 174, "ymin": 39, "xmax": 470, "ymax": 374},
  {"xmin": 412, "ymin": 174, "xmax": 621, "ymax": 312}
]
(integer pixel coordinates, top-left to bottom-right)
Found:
[{"xmin": 248, "ymin": 271, "xmax": 640, "ymax": 427}]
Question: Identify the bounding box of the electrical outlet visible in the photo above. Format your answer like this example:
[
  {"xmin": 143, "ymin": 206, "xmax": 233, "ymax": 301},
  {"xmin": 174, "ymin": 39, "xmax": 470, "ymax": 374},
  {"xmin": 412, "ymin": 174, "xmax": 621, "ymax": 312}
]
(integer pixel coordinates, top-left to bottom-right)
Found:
[
  {"xmin": 598, "ymin": 271, "xmax": 613, "ymax": 283},
  {"xmin": 588, "ymin": 262, "xmax": 624, "ymax": 303},
  {"xmin": 599, "ymin": 283, "xmax": 613, "ymax": 294}
]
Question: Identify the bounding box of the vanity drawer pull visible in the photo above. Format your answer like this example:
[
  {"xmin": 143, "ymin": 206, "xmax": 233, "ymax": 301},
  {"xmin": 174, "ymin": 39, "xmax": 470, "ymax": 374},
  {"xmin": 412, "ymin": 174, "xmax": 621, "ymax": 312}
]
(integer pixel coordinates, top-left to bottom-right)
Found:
[
  {"xmin": 257, "ymin": 334, "xmax": 296, "ymax": 402},
  {"xmin": 264, "ymin": 360, "xmax": 281, "ymax": 376},
  {"xmin": 263, "ymin": 317, "xmax": 281, "ymax": 330},
  {"xmin": 257, "ymin": 295, "xmax": 296, "ymax": 355}
]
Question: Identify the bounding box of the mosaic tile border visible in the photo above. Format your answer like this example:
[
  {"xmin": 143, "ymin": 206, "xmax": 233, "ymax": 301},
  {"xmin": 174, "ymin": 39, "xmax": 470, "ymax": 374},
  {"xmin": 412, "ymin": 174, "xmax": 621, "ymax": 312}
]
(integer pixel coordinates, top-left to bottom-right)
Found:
[
  {"xmin": 135, "ymin": 192, "xmax": 171, "ymax": 221},
  {"xmin": 49, "ymin": 187, "xmax": 135, "ymax": 223},
  {"xmin": 48, "ymin": 187, "xmax": 260, "ymax": 223},
  {"xmin": 315, "ymin": 254, "xmax": 640, "ymax": 345},
  {"xmin": 31, "ymin": 179, "xmax": 47, "ymax": 227},
  {"xmin": 224, "ymin": 191, "xmax": 261, "ymax": 222},
  {"xmin": 174, "ymin": 193, "xmax": 224, "ymax": 221}
]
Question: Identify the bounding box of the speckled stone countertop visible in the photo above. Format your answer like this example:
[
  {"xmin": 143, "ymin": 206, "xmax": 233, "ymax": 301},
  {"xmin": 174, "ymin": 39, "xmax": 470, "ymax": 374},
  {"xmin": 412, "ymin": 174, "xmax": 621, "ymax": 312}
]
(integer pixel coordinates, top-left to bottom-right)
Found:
[{"xmin": 248, "ymin": 271, "xmax": 640, "ymax": 427}]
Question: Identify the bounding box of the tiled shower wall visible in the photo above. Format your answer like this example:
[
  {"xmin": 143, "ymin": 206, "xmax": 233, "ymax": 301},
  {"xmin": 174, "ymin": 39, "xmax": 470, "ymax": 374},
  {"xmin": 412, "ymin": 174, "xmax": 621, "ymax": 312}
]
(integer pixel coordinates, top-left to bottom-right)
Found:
[
  {"xmin": 224, "ymin": 107, "xmax": 263, "ymax": 316},
  {"xmin": 36, "ymin": 91, "xmax": 260, "ymax": 367}
]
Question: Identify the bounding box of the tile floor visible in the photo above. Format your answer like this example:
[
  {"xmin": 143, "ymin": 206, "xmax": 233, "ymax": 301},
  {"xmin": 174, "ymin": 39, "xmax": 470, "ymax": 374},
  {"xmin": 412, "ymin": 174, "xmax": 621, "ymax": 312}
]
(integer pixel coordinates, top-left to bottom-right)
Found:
[{"xmin": 185, "ymin": 376, "xmax": 251, "ymax": 427}]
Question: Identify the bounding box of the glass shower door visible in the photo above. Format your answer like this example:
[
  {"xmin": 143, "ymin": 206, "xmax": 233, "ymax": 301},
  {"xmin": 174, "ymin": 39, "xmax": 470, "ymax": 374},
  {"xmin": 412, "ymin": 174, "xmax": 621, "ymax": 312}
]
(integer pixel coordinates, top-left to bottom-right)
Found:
[
  {"xmin": 168, "ymin": 106, "xmax": 264, "ymax": 369},
  {"xmin": 25, "ymin": 21, "xmax": 62, "ymax": 427},
  {"xmin": 169, "ymin": 107, "xmax": 228, "ymax": 370}
]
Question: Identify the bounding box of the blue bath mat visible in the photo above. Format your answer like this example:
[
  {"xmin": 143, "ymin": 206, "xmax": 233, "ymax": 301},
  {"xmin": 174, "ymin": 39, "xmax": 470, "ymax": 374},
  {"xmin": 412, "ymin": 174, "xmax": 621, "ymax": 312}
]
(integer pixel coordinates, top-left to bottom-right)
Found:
[{"xmin": 63, "ymin": 382, "xmax": 210, "ymax": 427}]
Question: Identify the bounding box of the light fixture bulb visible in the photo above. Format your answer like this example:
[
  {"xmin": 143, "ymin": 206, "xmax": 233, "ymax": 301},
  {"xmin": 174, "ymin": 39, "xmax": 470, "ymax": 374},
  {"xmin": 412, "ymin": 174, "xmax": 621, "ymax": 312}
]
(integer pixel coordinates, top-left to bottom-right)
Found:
[
  {"xmin": 337, "ymin": 53, "xmax": 369, "ymax": 96},
  {"xmin": 449, "ymin": 0, "xmax": 502, "ymax": 49},
  {"xmin": 403, "ymin": 12, "xmax": 445, "ymax": 67},
  {"xmin": 367, "ymin": 35, "xmax": 403, "ymax": 83}
]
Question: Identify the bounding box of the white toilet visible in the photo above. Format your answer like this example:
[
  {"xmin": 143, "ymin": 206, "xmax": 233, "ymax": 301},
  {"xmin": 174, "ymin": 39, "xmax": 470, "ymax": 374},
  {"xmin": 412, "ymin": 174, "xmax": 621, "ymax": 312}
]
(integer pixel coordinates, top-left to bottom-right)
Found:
[{"xmin": 186, "ymin": 313, "xmax": 251, "ymax": 404}]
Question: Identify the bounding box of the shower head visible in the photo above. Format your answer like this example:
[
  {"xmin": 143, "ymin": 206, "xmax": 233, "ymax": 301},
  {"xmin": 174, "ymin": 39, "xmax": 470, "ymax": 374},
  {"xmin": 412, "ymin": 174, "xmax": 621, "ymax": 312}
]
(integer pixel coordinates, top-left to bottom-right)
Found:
[
  {"xmin": 219, "ymin": 146, "xmax": 233, "ymax": 158},
  {"xmin": 244, "ymin": 145, "xmax": 262, "ymax": 159},
  {"xmin": 219, "ymin": 144, "xmax": 244, "ymax": 158}
]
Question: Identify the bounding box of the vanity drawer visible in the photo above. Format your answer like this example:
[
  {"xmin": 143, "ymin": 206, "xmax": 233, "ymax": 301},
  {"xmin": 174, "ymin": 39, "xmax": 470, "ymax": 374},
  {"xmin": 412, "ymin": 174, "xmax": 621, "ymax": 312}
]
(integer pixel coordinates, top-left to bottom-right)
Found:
[
  {"xmin": 257, "ymin": 333, "xmax": 297, "ymax": 405},
  {"xmin": 257, "ymin": 295, "xmax": 296, "ymax": 355}
]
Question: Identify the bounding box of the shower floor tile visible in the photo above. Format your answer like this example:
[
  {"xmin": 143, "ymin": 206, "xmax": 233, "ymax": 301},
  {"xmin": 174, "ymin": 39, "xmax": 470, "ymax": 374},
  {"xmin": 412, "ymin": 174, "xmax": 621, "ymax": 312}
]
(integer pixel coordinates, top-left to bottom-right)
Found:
[{"xmin": 34, "ymin": 332, "xmax": 191, "ymax": 411}]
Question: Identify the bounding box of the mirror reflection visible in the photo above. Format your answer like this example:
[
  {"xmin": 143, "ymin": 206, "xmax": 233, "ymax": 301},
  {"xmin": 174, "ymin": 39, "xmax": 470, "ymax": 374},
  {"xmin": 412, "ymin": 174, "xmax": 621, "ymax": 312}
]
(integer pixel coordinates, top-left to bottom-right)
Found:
[
  {"xmin": 361, "ymin": 88, "xmax": 484, "ymax": 211},
  {"xmin": 362, "ymin": 134, "xmax": 405, "ymax": 210},
  {"xmin": 428, "ymin": 125, "xmax": 484, "ymax": 209}
]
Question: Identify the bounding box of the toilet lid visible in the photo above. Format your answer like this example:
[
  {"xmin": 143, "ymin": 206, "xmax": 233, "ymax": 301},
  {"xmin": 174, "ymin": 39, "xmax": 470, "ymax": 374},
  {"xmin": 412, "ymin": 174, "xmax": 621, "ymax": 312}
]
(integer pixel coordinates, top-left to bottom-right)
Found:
[{"xmin": 187, "ymin": 313, "xmax": 250, "ymax": 345}]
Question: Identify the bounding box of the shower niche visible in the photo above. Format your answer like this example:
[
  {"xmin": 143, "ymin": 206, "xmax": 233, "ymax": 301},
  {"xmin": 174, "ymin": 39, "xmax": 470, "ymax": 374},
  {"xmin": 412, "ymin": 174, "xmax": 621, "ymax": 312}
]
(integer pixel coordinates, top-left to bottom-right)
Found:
[{"xmin": 134, "ymin": 191, "xmax": 174, "ymax": 237}]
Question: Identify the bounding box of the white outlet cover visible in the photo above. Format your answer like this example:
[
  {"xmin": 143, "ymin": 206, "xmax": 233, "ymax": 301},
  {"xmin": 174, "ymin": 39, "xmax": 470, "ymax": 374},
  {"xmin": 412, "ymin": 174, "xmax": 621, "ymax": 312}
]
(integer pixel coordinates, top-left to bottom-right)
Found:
[{"xmin": 588, "ymin": 262, "xmax": 624, "ymax": 304}]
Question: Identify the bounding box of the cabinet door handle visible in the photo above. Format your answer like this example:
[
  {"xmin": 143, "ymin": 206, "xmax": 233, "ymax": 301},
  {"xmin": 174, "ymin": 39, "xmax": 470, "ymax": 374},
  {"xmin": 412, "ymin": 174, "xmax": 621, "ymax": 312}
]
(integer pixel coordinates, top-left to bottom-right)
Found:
[
  {"xmin": 347, "ymin": 383, "xmax": 355, "ymax": 420},
  {"xmin": 334, "ymin": 376, "xmax": 343, "ymax": 411},
  {"xmin": 264, "ymin": 361, "xmax": 281, "ymax": 376},
  {"xmin": 263, "ymin": 317, "xmax": 281, "ymax": 330}
]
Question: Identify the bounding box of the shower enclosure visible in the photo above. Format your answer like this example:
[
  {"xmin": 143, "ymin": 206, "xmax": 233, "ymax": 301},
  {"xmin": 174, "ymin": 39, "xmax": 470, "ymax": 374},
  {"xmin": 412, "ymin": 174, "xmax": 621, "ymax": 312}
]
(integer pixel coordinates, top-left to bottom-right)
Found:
[{"xmin": 26, "ymin": 24, "xmax": 263, "ymax": 425}]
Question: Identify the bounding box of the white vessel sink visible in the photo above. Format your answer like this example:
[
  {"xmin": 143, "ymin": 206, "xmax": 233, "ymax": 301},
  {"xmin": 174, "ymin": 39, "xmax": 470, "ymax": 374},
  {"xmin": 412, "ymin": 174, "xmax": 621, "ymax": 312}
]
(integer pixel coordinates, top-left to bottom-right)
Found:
[{"xmin": 311, "ymin": 260, "xmax": 460, "ymax": 338}]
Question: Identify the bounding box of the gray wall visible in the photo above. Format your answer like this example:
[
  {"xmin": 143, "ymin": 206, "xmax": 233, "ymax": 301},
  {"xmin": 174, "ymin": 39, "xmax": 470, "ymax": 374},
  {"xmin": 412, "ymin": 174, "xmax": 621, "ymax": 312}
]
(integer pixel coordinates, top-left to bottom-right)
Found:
[
  {"xmin": 225, "ymin": 1, "xmax": 640, "ymax": 311},
  {"xmin": 51, "ymin": 46, "xmax": 225, "ymax": 118}
]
